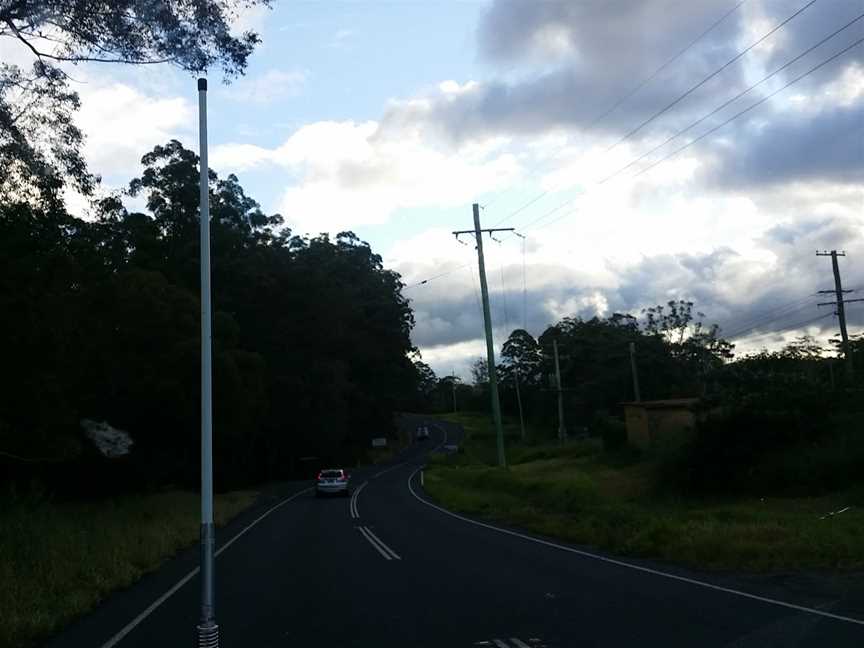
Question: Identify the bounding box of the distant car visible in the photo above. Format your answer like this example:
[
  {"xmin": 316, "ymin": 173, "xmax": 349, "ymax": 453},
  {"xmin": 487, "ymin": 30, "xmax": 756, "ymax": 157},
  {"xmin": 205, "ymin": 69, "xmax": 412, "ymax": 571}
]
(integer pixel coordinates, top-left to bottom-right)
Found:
[
  {"xmin": 416, "ymin": 425, "xmax": 430, "ymax": 441},
  {"xmin": 315, "ymin": 468, "xmax": 351, "ymax": 497}
]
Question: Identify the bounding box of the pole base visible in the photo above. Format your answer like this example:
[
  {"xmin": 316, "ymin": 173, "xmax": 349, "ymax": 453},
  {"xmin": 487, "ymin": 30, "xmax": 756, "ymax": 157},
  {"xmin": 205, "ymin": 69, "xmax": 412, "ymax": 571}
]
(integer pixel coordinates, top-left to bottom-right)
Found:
[{"xmin": 196, "ymin": 623, "xmax": 219, "ymax": 648}]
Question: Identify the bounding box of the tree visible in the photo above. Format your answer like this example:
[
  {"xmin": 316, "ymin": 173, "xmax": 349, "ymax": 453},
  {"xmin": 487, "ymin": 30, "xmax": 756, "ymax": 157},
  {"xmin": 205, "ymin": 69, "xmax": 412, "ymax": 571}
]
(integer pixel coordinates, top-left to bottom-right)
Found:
[
  {"xmin": 0, "ymin": 0, "xmax": 270, "ymax": 204},
  {"xmin": 500, "ymin": 329, "xmax": 542, "ymax": 387}
]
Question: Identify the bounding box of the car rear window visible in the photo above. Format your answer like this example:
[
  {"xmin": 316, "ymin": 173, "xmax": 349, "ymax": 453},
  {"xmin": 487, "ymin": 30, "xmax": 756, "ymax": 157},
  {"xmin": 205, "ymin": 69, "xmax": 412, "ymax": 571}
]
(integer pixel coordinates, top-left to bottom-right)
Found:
[{"xmin": 320, "ymin": 470, "xmax": 342, "ymax": 479}]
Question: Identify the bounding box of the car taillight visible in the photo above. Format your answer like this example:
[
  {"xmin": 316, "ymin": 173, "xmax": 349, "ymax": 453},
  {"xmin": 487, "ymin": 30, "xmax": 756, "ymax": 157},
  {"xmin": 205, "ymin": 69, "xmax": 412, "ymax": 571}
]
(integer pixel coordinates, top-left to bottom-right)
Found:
[{"xmin": 316, "ymin": 471, "xmax": 323, "ymax": 481}]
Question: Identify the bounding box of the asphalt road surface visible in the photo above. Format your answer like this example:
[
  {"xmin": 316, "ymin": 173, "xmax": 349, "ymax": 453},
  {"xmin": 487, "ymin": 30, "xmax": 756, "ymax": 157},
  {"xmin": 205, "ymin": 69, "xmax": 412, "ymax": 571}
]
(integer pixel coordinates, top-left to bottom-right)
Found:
[{"xmin": 49, "ymin": 415, "xmax": 864, "ymax": 647}]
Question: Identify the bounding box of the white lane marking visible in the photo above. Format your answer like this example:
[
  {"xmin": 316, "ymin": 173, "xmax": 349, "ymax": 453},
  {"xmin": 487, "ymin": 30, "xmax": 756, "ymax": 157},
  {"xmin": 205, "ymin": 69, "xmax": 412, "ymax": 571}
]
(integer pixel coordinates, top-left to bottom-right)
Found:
[
  {"xmin": 358, "ymin": 526, "xmax": 393, "ymax": 560},
  {"xmin": 363, "ymin": 526, "xmax": 402, "ymax": 560},
  {"xmin": 420, "ymin": 470, "xmax": 424, "ymax": 487},
  {"xmin": 349, "ymin": 481, "xmax": 367, "ymax": 519},
  {"xmin": 406, "ymin": 469, "xmax": 864, "ymax": 627},
  {"xmin": 372, "ymin": 461, "xmax": 405, "ymax": 479},
  {"xmin": 492, "ymin": 640, "xmax": 510, "ymax": 648},
  {"xmin": 510, "ymin": 639, "xmax": 531, "ymax": 648},
  {"xmin": 99, "ymin": 486, "xmax": 313, "ymax": 648}
]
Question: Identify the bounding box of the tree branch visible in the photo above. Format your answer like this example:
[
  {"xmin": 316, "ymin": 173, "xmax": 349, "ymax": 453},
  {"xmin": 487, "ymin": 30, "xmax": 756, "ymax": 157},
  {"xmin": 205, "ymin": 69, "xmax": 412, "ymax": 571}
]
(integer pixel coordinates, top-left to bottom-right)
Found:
[{"xmin": 4, "ymin": 18, "xmax": 175, "ymax": 66}]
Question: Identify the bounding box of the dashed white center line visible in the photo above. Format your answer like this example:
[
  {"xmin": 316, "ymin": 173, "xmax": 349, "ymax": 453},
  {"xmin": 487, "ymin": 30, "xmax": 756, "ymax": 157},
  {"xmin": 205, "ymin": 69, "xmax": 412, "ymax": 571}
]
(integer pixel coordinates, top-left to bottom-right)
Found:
[
  {"xmin": 492, "ymin": 640, "xmax": 510, "ymax": 648},
  {"xmin": 510, "ymin": 639, "xmax": 531, "ymax": 648}
]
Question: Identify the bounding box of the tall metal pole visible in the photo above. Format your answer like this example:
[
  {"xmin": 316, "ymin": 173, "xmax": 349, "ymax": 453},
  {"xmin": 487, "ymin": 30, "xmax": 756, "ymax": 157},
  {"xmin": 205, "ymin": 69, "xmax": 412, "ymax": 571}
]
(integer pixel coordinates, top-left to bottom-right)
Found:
[
  {"xmin": 553, "ymin": 339, "xmax": 566, "ymax": 442},
  {"xmin": 197, "ymin": 77, "xmax": 218, "ymax": 647},
  {"xmin": 629, "ymin": 341, "xmax": 642, "ymax": 402},
  {"xmin": 473, "ymin": 204, "xmax": 506, "ymax": 467}
]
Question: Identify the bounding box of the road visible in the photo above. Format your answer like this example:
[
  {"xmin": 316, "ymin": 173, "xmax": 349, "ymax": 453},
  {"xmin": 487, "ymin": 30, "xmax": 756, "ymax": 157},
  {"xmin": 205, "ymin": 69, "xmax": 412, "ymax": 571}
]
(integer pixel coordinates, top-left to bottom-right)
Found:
[{"xmin": 49, "ymin": 415, "xmax": 864, "ymax": 647}]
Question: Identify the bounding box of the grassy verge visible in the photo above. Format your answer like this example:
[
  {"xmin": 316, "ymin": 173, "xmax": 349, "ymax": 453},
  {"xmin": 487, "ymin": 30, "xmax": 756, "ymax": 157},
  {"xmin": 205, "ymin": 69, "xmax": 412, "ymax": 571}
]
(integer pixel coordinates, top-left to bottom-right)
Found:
[
  {"xmin": 0, "ymin": 489, "xmax": 256, "ymax": 648},
  {"xmin": 426, "ymin": 412, "xmax": 864, "ymax": 572}
]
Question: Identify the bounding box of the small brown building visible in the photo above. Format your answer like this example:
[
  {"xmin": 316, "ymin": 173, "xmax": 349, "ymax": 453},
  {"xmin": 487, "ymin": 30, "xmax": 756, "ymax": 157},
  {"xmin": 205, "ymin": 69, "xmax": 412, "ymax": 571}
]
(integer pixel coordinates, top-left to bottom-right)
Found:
[{"xmin": 621, "ymin": 398, "xmax": 699, "ymax": 449}]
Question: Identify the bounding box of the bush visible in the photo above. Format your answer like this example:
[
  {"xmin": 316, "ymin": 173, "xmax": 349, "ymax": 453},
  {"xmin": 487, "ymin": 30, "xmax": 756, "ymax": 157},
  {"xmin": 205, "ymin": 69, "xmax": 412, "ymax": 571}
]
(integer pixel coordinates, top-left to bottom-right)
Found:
[
  {"xmin": 593, "ymin": 412, "xmax": 627, "ymax": 452},
  {"xmin": 665, "ymin": 406, "xmax": 844, "ymax": 496}
]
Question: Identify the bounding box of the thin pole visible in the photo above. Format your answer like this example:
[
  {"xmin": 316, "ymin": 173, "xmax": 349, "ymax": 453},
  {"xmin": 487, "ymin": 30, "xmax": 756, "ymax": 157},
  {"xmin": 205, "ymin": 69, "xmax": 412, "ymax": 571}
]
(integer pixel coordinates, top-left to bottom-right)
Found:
[
  {"xmin": 629, "ymin": 341, "xmax": 642, "ymax": 402},
  {"xmin": 473, "ymin": 204, "xmax": 506, "ymax": 467},
  {"xmin": 514, "ymin": 366, "xmax": 526, "ymax": 441},
  {"xmin": 553, "ymin": 339, "xmax": 566, "ymax": 442},
  {"xmin": 197, "ymin": 77, "xmax": 219, "ymax": 646},
  {"xmin": 452, "ymin": 370, "xmax": 457, "ymax": 414}
]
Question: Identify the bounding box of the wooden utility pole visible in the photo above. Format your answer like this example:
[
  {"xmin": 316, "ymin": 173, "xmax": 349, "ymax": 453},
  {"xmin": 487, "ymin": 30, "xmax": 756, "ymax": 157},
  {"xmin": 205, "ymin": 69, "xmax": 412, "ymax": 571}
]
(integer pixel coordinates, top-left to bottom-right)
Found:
[
  {"xmin": 451, "ymin": 370, "xmax": 458, "ymax": 414},
  {"xmin": 453, "ymin": 206, "xmax": 514, "ymax": 467},
  {"xmin": 629, "ymin": 341, "xmax": 642, "ymax": 402},
  {"xmin": 817, "ymin": 250, "xmax": 864, "ymax": 379},
  {"xmin": 513, "ymin": 366, "xmax": 526, "ymax": 441},
  {"xmin": 553, "ymin": 339, "xmax": 567, "ymax": 442}
]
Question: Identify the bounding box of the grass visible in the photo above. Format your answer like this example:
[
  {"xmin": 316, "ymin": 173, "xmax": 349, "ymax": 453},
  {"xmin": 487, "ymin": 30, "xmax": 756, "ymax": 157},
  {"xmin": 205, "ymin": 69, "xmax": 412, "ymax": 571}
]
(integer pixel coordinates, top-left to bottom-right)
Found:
[
  {"xmin": 0, "ymin": 489, "xmax": 257, "ymax": 648},
  {"xmin": 426, "ymin": 412, "xmax": 864, "ymax": 572}
]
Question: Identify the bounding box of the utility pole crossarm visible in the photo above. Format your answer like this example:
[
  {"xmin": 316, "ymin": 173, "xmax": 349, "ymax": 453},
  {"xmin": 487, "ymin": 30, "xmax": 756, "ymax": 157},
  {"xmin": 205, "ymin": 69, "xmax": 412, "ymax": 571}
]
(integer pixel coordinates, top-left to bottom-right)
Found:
[{"xmin": 453, "ymin": 228, "xmax": 515, "ymax": 236}]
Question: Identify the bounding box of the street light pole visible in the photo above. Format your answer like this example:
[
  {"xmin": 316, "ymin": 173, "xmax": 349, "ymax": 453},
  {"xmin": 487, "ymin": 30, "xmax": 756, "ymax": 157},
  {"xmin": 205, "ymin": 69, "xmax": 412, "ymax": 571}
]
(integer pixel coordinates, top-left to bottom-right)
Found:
[{"xmin": 197, "ymin": 77, "xmax": 218, "ymax": 648}]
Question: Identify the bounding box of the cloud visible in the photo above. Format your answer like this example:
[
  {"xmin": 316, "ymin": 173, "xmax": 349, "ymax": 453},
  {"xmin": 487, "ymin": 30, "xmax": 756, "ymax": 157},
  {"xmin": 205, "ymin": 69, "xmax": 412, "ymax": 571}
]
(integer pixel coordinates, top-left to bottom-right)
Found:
[
  {"xmin": 224, "ymin": 69, "xmax": 309, "ymax": 104},
  {"xmin": 329, "ymin": 29, "xmax": 355, "ymax": 49},
  {"xmin": 212, "ymin": 120, "xmax": 521, "ymax": 234},
  {"xmin": 76, "ymin": 81, "xmax": 194, "ymax": 178}
]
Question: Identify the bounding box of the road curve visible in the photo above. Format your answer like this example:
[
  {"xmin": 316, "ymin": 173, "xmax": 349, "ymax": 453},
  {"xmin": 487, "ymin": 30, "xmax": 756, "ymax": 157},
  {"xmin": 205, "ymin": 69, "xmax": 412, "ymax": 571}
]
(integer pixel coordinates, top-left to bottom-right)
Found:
[{"xmin": 48, "ymin": 415, "xmax": 864, "ymax": 647}]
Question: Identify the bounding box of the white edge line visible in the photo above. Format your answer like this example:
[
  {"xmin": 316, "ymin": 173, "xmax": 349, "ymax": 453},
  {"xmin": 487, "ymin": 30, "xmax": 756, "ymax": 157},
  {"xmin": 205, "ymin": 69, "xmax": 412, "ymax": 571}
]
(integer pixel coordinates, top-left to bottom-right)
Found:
[
  {"xmin": 100, "ymin": 486, "xmax": 313, "ymax": 648},
  {"xmin": 510, "ymin": 639, "xmax": 531, "ymax": 648},
  {"xmin": 363, "ymin": 526, "xmax": 401, "ymax": 560},
  {"xmin": 406, "ymin": 468, "xmax": 864, "ymax": 627},
  {"xmin": 358, "ymin": 526, "xmax": 393, "ymax": 560},
  {"xmin": 492, "ymin": 640, "xmax": 510, "ymax": 648}
]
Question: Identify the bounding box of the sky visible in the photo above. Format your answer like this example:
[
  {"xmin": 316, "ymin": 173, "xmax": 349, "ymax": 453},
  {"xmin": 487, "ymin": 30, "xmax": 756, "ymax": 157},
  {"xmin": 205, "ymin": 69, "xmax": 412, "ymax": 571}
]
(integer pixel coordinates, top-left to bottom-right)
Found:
[{"xmin": 8, "ymin": 0, "xmax": 864, "ymax": 379}]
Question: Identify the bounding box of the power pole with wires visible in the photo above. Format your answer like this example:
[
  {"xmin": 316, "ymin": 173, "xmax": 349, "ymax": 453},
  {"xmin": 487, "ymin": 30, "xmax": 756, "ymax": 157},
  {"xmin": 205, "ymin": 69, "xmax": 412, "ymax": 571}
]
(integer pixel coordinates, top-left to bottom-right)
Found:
[
  {"xmin": 453, "ymin": 205, "xmax": 514, "ymax": 467},
  {"xmin": 817, "ymin": 250, "xmax": 864, "ymax": 379}
]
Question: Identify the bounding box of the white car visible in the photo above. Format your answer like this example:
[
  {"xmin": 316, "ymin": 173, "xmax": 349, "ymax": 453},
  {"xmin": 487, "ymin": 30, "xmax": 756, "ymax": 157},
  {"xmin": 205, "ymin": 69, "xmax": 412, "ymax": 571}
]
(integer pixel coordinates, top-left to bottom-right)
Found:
[
  {"xmin": 416, "ymin": 425, "xmax": 430, "ymax": 441},
  {"xmin": 315, "ymin": 468, "xmax": 351, "ymax": 497}
]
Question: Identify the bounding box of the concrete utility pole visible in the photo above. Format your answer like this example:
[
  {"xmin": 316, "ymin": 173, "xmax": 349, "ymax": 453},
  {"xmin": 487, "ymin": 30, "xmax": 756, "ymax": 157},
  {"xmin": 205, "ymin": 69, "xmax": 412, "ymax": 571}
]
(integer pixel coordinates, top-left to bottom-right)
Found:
[
  {"xmin": 553, "ymin": 339, "xmax": 567, "ymax": 442},
  {"xmin": 817, "ymin": 250, "xmax": 864, "ymax": 380},
  {"xmin": 629, "ymin": 341, "xmax": 642, "ymax": 402},
  {"xmin": 453, "ymin": 205, "xmax": 514, "ymax": 467},
  {"xmin": 197, "ymin": 78, "xmax": 218, "ymax": 647}
]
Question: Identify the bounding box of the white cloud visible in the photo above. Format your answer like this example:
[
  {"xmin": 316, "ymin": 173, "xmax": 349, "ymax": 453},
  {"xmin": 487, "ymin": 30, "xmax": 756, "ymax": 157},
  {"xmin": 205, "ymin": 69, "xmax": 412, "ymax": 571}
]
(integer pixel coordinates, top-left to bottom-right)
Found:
[
  {"xmin": 76, "ymin": 81, "xmax": 193, "ymax": 177},
  {"xmin": 224, "ymin": 69, "xmax": 309, "ymax": 104},
  {"xmin": 212, "ymin": 119, "xmax": 522, "ymax": 234}
]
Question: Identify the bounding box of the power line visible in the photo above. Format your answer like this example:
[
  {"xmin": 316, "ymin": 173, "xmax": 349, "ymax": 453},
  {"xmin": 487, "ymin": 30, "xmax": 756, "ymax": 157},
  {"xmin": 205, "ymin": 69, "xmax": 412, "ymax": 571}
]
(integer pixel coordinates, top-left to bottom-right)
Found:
[
  {"xmin": 732, "ymin": 311, "xmax": 834, "ymax": 342},
  {"xmin": 526, "ymin": 33, "xmax": 864, "ymax": 234},
  {"xmin": 717, "ymin": 294, "xmax": 819, "ymax": 338},
  {"xmin": 488, "ymin": 0, "xmax": 750, "ymax": 228},
  {"xmin": 722, "ymin": 301, "xmax": 818, "ymax": 340},
  {"xmin": 602, "ymin": 0, "xmax": 817, "ymax": 155},
  {"xmin": 633, "ymin": 35, "xmax": 864, "ymax": 179},
  {"xmin": 600, "ymin": 11, "xmax": 864, "ymax": 184},
  {"xmin": 402, "ymin": 263, "xmax": 473, "ymax": 291}
]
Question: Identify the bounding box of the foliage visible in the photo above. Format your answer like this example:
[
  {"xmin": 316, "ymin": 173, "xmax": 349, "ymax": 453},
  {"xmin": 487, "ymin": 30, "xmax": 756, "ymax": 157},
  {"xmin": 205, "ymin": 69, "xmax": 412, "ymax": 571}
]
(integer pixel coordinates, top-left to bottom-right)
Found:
[
  {"xmin": 0, "ymin": 140, "xmax": 416, "ymax": 490},
  {"xmin": 0, "ymin": 0, "xmax": 269, "ymax": 204},
  {"xmin": 426, "ymin": 413, "xmax": 864, "ymax": 572}
]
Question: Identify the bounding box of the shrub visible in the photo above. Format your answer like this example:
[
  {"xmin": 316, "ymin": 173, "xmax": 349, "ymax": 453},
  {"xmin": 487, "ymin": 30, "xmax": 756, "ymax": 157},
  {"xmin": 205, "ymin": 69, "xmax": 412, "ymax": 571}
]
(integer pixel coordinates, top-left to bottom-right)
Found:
[{"xmin": 593, "ymin": 412, "xmax": 627, "ymax": 452}]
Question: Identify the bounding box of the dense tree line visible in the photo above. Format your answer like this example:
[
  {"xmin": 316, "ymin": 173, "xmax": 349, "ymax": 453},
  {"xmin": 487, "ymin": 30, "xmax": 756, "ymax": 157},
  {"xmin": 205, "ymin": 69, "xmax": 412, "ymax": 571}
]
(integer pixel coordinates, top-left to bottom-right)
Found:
[{"xmin": 0, "ymin": 141, "xmax": 417, "ymax": 492}]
